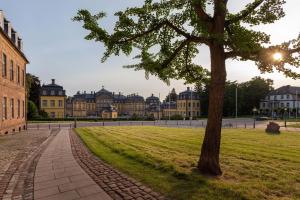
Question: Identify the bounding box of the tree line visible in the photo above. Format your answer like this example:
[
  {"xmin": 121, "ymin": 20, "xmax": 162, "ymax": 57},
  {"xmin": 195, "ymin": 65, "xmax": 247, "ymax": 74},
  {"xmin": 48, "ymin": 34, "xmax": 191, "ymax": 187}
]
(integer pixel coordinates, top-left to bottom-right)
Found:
[{"xmin": 196, "ymin": 76, "xmax": 274, "ymax": 117}]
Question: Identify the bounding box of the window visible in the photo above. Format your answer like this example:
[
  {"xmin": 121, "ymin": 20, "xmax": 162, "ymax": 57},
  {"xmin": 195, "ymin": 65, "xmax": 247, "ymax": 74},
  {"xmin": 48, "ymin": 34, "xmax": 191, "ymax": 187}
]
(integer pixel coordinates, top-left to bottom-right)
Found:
[
  {"xmin": 42, "ymin": 100, "xmax": 48, "ymax": 107},
  {"xmin": 22, "ymin": 69, "xmax": 25, "ymax": 86},
  {"xmin": 22, "ymin": 100, "xmax": 25, "ymax": 118},
  {"xmin": 50, "ymin": 112, "xmax": 55, "ymax": 118},
  {"xmin": 2, "ymin": 53, "xmax": 7, "ymax": 77},
  {"xmin": 287, "ymin": 94, "xmax": 290, "ymax": 99},
  {"xmin": 10, "ymin": 98, "xmax": 14, "ymax": 119},
  {"xmin": 58, "ymin": 91, "xmax": 63, "ymax": 96},
  {"xmin": 58, "ymin": 100, "xmax": 63, "ymax": 107},
  {"xmin": 17, "ymin": 100, "xmax": 20, "ymax": 118},
  {"xmin": 17, "ymin": 65, "xmax": 20, "ymax": 84},
  {"xmin": 281, "ymin": 103, "xmax": 284, "ymax": 108},
  {"xmin": 281, "ymin": 95, "xmax": 284, "ymax": 99},
  {"xmin": 10, "ymin": 60, "xmax": 14, "ymax": 81},
  {"xmin": 2, "ymin": 97, "xmax": 7, "ymax": 120},
  {"xmin": 263, "ymin": 103, "xmax": 266, "ymax": 108},
  {"xmin": 42, "ymin": 90, "xmax": 47, "ymax": 95},
  {"xmin": 50, "ymin": 90, "xmax": 55, "ymax": 95},
  {"xmin": 50, "ymin": 100, "xmax": 55, "ymax": 107},
  {"xmin": 287, "ymin": 103, "xmax": 290, "ymax": 108}
]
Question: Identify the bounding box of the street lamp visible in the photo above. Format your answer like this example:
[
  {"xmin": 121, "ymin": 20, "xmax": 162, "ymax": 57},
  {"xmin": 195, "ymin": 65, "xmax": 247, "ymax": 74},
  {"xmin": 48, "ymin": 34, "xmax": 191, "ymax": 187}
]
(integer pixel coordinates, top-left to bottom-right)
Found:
[
  {"xmin": 284, "ymin": 107, "xmax": 287, "ymax": 128},
  {"xmin": 252, "ymin": 107, "xmax": 257, "ymax": 128}
]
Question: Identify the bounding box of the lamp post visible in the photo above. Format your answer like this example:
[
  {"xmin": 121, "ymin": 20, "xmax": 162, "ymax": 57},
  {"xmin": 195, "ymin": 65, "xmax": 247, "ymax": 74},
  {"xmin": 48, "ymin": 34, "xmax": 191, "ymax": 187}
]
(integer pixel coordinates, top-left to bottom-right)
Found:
[
  {"xmin": 252, "ymin": 107, "xmax": 257, "ymax": 128},
  {"xmin": 284, "ymin": 107, "xmax": 287, "ymax": 128}
]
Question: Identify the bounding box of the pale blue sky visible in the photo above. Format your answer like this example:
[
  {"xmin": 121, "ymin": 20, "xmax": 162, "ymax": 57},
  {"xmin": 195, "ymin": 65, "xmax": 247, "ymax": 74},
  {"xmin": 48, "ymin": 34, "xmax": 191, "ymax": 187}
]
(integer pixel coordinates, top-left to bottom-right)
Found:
[{"xmin": 1, "ymin": 0, "xmax": 300, "ymax": 98}]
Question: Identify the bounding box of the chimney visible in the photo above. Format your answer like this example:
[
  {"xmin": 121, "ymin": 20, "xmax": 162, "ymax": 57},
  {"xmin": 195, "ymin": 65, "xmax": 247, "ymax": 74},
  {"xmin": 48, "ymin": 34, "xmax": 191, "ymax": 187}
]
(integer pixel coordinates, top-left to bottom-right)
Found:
[
  {"xmin": 84, "ymin": 91, "xmax": 86, "ymax": 94},
  {"xmin": 51, "ymin": 79, "xmax": 55, "ymax": 84},
  {"xmin": 187, "ymin": 87, "xmax": 190, "ymax": 91},
  {"xmin": 0, "ymin": 10, "xmax": 4, "ymax": 30}
]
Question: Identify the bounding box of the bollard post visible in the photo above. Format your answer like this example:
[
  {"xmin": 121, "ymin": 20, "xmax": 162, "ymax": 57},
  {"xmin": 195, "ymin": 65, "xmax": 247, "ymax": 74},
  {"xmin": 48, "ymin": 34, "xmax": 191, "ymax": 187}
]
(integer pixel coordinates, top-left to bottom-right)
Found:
[
  {"xmin": 154, "ymin": 121, "xmax": 155, "ymax": 126},
  {"xmin": 70, "ymin": 123, "xmax": 72, "ymax": 129},
  {"xmin": 142, "ymin": 122, "xmax": 143, "ymax": 126},
  {"xmin": 59, "ymin": 124, "xmax": 61, "ymax": 129},
  {"xmin": 245, "ymin": 123, "xmax": 247, "ymax": 128},
  {"xmin": 119, "ymin": 121, "xmax": 120, "ymax": 126},
  {"xmin": 103, "ymin": 121, "xmax": 104, "ymax": 126},
  {"xmin": 37, "ymin": 124, "xmax": 39, "ymax": 130},
  {"xmin": 49, "ymin": 124, "xmax": 51, "ymax": 130}
]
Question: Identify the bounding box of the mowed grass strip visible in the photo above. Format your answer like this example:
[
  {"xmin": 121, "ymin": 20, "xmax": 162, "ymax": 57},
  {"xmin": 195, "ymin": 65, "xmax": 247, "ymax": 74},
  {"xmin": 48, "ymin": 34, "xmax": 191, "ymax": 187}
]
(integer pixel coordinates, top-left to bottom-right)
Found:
[{"xmin": 75, "ymin": 126, "xmax": 300, "ymax": 200}]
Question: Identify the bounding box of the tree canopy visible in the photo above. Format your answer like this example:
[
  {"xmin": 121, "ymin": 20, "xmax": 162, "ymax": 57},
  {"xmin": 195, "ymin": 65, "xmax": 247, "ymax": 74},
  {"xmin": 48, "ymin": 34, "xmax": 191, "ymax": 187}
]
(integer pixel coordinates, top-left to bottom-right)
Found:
[{"xmin": 74, "ymin": 0, "xmax": 300, "ymax": 83}]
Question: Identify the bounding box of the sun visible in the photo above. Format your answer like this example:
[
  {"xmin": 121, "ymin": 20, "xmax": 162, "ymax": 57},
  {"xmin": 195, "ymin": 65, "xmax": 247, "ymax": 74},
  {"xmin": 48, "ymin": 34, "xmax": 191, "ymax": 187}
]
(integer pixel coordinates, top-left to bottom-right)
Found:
[{"xmin": 273, "ymin": 52, "xmax": 283, "ymax": 61}]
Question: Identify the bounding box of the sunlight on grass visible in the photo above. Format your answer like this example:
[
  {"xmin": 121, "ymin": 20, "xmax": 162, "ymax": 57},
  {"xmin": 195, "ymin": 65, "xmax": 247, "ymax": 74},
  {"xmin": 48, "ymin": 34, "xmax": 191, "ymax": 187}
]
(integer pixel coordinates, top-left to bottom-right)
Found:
[{"xmin": 75, "ymin": 126, "xmax": 300, "ymax": 200}]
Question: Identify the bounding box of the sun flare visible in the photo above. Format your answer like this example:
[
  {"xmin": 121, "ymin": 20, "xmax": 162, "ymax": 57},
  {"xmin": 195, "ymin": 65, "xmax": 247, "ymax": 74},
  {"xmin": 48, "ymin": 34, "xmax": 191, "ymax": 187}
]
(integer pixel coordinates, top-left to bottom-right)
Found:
[{"xmin": 273, "ymin": 52, "xmax": 283, "ymax": 61}]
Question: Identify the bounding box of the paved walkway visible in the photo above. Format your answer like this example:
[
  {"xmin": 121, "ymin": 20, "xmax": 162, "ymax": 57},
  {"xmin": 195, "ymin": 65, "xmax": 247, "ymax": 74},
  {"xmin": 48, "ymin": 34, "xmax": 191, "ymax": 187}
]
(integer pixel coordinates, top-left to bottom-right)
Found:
[{"xmin": 34, "ymin": 129, "xmax": 112, "ymax": 200}]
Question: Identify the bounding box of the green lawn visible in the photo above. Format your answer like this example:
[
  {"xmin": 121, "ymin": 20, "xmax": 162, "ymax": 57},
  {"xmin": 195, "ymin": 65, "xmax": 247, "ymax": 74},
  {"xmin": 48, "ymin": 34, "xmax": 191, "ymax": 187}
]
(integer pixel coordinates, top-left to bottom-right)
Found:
[{"xmin": 75, "ymin": 126, "xmax": 300, "ymax": 200}]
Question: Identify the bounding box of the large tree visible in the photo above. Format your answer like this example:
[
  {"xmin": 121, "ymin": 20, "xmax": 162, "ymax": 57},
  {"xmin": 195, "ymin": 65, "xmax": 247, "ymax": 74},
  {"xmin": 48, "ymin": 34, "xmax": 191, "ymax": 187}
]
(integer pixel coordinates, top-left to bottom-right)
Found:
[{"xmin": 74, "ymin": 0, "xmax": 300, "ymax": 176}]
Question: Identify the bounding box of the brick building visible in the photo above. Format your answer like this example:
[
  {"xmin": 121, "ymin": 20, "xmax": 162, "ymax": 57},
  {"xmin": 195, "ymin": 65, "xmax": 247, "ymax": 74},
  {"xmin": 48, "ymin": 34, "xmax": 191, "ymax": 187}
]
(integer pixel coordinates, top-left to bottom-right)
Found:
[{"xmin": 0, "ymin": 10, "xmax": 29, "ymax": 134}]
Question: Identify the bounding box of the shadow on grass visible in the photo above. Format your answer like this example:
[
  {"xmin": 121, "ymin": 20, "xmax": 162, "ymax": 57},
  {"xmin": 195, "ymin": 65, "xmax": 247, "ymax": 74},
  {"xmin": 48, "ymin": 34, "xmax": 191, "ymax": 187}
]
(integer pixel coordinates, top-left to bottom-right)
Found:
[{"xmin": 76, "ymin": 128, "xmax": 247, "ymax": 200}]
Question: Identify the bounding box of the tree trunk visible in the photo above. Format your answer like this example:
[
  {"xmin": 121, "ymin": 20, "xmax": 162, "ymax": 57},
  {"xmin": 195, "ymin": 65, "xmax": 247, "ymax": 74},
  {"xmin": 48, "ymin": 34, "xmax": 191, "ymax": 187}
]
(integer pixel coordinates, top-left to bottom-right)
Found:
[{"xmin": 197, "ymin": 43, "xmax": 226, "ymax": 176}]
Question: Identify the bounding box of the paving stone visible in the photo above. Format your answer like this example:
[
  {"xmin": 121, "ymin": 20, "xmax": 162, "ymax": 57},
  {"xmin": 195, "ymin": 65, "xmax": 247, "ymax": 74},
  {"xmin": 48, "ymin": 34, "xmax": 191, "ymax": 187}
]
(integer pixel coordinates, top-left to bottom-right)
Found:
[
  {"xmin": 34, "ymin": 129, "xmax": 112, "ymax": 199},
  {"xmin": 34, "ymin": 186, "xmax": 59, "ymax": 199},
  {"xmin": 38, "ymin": 190, "xmax": 80, "ymax": 200}
]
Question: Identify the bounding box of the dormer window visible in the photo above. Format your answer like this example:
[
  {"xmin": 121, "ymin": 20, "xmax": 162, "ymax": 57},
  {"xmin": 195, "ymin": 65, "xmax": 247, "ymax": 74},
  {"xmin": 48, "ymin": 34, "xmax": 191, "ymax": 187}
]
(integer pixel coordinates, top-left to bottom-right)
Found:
[
  {"xmin": 59, "ymin": 91, "xmax": 63, "ymax": 96},
  {"xmin": 50, "ymin": 90, "xmax": 55, "ymax": 95},
  {"xmin": 42, "ymin": 90, "xmax": 47, "ymax": 95}
]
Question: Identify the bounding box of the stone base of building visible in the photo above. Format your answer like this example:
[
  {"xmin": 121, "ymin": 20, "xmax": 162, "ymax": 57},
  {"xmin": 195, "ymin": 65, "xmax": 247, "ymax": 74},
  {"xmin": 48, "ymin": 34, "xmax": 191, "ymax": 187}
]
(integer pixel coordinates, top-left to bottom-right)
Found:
[{"xmin": 0, "ymin": 123, "xmax": 27, "ymax": 135}]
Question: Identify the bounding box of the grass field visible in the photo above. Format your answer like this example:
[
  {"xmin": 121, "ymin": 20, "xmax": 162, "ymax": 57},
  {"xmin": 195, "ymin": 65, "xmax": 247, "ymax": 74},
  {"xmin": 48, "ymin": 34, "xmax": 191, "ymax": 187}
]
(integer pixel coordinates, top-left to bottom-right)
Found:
[
  {"xmin": 75, "ymin": 126, "xmax": 300, "ymax": 200},
  {"xmin": 289, "ymin": 123, "xmax": 300, "ymax": 128}
]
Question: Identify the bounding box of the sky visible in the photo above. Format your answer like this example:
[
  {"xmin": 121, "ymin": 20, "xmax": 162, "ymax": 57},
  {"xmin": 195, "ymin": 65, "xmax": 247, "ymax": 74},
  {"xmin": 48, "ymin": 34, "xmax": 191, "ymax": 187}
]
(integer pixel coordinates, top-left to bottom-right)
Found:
[{"xmin": 1, "ymin": 0, "xmax": 300, "ymax": 98}]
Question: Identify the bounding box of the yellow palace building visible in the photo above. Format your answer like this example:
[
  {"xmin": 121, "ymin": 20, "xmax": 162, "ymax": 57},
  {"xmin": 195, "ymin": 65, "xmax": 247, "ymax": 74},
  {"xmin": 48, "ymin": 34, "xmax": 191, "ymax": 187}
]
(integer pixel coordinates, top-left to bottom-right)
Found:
[{"xmin": 40, "ymin": 79, "xmax": 66, "ymax": 118}]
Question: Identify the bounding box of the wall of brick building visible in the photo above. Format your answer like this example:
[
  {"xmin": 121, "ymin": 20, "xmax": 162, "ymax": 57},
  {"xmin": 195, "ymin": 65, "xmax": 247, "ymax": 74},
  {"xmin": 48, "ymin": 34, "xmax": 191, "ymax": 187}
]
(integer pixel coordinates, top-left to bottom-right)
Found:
[{"xmin": 0, "ymin": 31, "xmax": 27, "ymax": 134}]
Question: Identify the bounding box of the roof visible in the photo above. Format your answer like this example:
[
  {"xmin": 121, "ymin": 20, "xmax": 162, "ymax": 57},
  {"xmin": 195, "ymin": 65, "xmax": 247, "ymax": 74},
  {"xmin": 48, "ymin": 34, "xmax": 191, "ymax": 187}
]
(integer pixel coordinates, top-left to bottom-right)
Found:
[
  {"xmin": 96, "ymin": 87, "xmax": 113, "ymax": 96},
  {"xmin": 268, "ymin": 85, "xmax": 300, "ymax": 95},
  {"xmin": 146, "ymin": 94, "xmax": 160, "ymax": 104},
  {"xmin": 178, "ymin": 87, "xmax": 200, "ymax": 100},
  {"xmin": 0, "ymin": 13, "xmax": 29, "ymax": 63},
  {"xmin": 40, "ymin": 79, "xmax": 66, "ymax": 96},
  {"xmin": 126, "ymin": 94, "xmax": 145, "ymax": 102}
]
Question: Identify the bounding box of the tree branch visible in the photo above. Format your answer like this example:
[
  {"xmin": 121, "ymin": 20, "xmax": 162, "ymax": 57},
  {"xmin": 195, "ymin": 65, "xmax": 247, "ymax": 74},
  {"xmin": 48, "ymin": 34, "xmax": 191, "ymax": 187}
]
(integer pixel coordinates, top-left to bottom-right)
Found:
[
  {"xmin": 117, "ymin": 20, "xmax": 209, "ymax": 45},
  {"xmin": 226, "ymin": 0, "xmax": 265, "ymax": 26},
  {"xmin": 288, "ymin": 47, "xmax": 300, "ymax": 54},
  {"xmin": 161, "ymin": 39, "xmax": 191, "ymax": 68}
]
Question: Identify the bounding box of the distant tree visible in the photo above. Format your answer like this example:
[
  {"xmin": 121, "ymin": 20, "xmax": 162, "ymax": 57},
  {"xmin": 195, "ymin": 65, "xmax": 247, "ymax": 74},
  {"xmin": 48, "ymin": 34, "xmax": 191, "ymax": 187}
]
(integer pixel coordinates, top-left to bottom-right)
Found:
[
  {"xmin": 26, "ymin": 73, "xmax": 41, "ymax": 109},
  {"xmin": 74, "ymin": 0, "xmax": 300, "ymax": 176},
  {"xmin": 238, "ymin": 77, "xmax": 274, "ymax": 115},
  {"xmin": 197, "ymin": 77, "xmax": 273, "ymax": 116},
  {"xmin": 39, "ymin": 110, "xmax": 49, "ymax": 119},
  {"xmin": 27, "ymin": 100, "xmax": 39, "ymax": 119}
]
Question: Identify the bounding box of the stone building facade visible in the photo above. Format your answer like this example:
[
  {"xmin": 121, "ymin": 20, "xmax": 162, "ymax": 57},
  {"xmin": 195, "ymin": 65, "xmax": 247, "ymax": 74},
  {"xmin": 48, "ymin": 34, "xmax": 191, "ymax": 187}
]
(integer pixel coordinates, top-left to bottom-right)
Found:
[
  {"xmin": 64, "ymin": 86, "xmax": 201, "ymax": 120},
  {"xmin": 176, "ymin": 87, "xmax": 201, "ymax": 119},
  {"xmin": 0, "ymin": 10, "xmax": 29, "ymax": 134},
  {"xmin": 260, "ymin": 85, "xmax": 300, "ymax": 117}
]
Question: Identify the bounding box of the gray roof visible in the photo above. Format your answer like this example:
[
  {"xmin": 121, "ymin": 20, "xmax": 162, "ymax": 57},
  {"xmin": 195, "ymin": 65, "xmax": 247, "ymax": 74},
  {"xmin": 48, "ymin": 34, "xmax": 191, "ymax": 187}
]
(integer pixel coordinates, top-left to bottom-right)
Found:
[
  {"xmin": 269, "ymin": 85, "xmax": 300, "ymax": 95},
  {"xmin": 178, "ymin": 87, "xmax": 200, "ymax": 100},
  {"xmin": 40, "ymin": 80, "xmax": 65, "ymax": 96}
]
